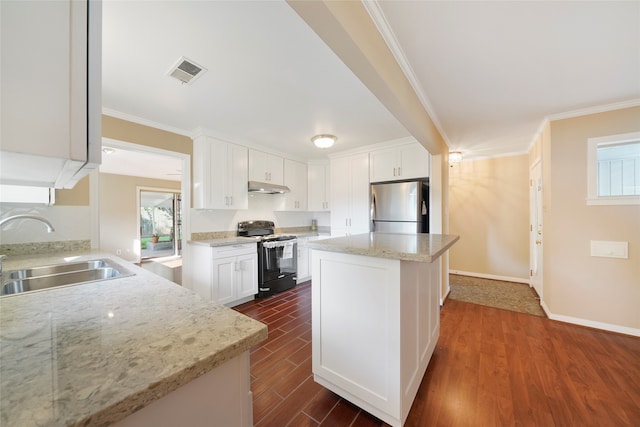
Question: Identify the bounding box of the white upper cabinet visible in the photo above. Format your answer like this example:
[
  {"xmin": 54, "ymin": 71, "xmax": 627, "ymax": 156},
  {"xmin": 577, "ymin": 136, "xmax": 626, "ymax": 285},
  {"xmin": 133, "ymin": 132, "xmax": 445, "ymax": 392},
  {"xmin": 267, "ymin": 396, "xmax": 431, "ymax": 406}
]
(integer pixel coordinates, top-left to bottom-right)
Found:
[
  {"xmin": 278, "ymin": 159, "xmax": 308, "ymax": 211},
  {"xmin": 0, "ymin": 0, "xmax": 102, "ymax": 189},
  {"xmin": 193, "ymin": 136, "xmax": 248, "ymax": 210},
  {"xmin": 369, "ymin": 142, "xmax": 430, "ymax": 183},
  {"xmin": 308, "ymin": 163, "xmax": 330, "ymax": 211},
  {"xmin": 248, "ymin": 150, "xmax": 284, "ymax": 185},
  {"xmin": 330, "ymin": 153, "xmax": 370, "ymax": 236}
]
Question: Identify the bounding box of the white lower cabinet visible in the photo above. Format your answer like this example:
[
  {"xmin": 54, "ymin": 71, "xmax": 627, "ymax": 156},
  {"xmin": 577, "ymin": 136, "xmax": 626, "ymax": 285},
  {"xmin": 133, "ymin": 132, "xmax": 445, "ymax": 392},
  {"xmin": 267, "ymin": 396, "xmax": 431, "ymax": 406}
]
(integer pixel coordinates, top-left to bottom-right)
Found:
[
  {"xmin": 296, "ymin": 237, "xmax": 310, "ymax": 283},
  {"xmin": 311, "ymin": 249, "xmax": 441, "ymax": 427},
  {"xmin": 187, "ymin": 243, "xmax": 257, "ymax": 307}
]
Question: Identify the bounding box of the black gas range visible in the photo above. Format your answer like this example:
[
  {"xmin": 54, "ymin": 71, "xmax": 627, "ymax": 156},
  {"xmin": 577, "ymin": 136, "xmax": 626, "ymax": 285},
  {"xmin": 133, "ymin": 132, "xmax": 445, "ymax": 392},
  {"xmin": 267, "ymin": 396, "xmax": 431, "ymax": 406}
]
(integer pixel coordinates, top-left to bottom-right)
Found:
[{"xmin": 237, "ymin": 221, "xmax": 297, "ymax": 298}]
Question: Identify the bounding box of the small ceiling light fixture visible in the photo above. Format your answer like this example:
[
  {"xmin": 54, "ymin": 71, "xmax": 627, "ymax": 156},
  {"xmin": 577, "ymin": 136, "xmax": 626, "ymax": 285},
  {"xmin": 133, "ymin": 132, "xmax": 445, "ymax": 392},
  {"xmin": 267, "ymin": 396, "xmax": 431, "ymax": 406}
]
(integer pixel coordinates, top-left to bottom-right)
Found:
[
  {"xmin": 102, "ymin": 147, "xmax": 116, "ymax": 155},
  {"xmin": 311, "ymin": 134, "xmax": 337, "ymax": 149},
  {"xmin": 449, "ymin": 151, "xmax": 463, "ymax": 167}
]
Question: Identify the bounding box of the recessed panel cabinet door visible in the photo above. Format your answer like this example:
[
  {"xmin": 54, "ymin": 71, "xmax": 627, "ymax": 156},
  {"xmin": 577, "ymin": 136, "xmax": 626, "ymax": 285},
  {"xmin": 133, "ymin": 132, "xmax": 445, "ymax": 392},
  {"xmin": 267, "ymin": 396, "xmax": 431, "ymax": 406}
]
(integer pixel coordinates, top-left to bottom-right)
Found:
[
  {"xmin": 236, "ymin": 253, "xmax": 258, "ymax": 299},
  {"xmin": 212, "ymin": 257, "xmax": 236, "ymax": 305}
]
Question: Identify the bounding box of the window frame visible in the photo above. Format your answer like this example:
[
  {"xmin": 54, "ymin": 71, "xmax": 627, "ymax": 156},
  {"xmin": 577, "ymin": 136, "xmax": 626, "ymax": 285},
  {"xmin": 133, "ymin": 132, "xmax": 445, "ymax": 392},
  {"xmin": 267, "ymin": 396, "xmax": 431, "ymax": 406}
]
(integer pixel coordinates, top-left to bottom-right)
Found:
[{"xmin": 587, "ymin": 131, "xmax": 640, "ymax": 206}]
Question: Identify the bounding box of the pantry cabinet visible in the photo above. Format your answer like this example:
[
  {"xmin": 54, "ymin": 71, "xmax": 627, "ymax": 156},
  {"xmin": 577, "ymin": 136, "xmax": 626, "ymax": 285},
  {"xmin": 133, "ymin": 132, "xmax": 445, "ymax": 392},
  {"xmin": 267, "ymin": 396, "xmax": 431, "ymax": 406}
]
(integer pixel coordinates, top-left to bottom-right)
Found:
[
  {"xmin": 0, "ymin": 0, "xmax": 102, "ymax": 189},
  {"xmin": 308, "ymin": 163, "xmax": 330, "ymax": 211},
  {"xmin": 249, "ymin": 150, "xmax": 284, "ymax": 185},
  {"xmin": 187, "ymin": 242, "xmax": 257, "ymax": 307},
  {"xmin": 193, "ymin": 136, "xmax": 248, "ymax": 210},
  {"xmin": 369, "ymin": 142, "xmax": 430, "ymax": 183},
  {"xmin": 278, "ymin": 159, "xmax": 308, "ymax": 211},
  {"xmin": 330, "ymin": 153, "xmax": 370, "ymax": 236}
]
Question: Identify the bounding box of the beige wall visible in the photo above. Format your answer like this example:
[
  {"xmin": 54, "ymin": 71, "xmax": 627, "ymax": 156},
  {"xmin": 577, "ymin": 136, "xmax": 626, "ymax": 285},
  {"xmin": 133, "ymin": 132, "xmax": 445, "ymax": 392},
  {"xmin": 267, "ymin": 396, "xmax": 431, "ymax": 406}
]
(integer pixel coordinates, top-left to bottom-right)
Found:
[
  {"xmin": 449, "ymin": 155, "xmax": 530, "ymax": 280},
  {"xmin": 99, "ymin": 173, "xmax": 180, "ymax": 262},
  {"xmin": 102, "ymin": 115, "xmax": 192, "ymax": 155},
  {"xmin": 544, "ymin": 106, "xmax": 640, "ymax": 331},
  {"xmin": 55, "ymin": 175, "xmax": 90, "ymax": 205}
]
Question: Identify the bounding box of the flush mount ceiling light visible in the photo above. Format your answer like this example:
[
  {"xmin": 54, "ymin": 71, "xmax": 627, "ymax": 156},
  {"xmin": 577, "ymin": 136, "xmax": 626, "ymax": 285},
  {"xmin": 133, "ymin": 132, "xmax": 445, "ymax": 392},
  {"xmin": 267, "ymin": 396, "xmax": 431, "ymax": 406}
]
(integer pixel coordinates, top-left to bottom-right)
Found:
[
  {"xmin": 449, "ymin": 151, "xmax": 463, "ymax": 167},
  {"xmin": 311, "ymin": 134, "xmax": 337, "ymax": 148},
  {"xmin": 102, "ymin": 147, "xmax": 115, "ymax": 155}
]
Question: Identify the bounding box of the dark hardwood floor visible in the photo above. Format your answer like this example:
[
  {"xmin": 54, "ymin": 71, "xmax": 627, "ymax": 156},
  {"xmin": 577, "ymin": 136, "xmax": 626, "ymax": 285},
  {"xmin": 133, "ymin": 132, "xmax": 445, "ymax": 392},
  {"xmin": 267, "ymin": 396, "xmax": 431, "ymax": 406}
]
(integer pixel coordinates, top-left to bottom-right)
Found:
[{"xmin": 234, "ymin": 281, "xmax": 640, "ymax": 426}]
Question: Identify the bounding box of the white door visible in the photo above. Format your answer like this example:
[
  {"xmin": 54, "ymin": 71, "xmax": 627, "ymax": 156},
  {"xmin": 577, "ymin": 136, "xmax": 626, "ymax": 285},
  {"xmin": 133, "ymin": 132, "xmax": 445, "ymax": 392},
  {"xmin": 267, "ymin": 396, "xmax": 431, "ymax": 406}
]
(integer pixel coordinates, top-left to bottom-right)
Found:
[{"xmin": 530, "ymin": 160, "xmax": 543, "ymax": 298}]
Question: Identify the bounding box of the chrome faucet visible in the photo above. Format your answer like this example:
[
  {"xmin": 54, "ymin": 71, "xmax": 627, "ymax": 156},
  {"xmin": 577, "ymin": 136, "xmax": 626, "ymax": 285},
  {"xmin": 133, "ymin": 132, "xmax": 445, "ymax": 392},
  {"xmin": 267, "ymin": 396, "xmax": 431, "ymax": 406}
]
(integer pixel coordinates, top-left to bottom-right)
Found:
[
  {"xmin": 0, "ymin": 214, "xmax": 55, "ymax": 232},
  {"xmin": 0, "ymin": 215, "xmax": 55, "ymax": 273}
]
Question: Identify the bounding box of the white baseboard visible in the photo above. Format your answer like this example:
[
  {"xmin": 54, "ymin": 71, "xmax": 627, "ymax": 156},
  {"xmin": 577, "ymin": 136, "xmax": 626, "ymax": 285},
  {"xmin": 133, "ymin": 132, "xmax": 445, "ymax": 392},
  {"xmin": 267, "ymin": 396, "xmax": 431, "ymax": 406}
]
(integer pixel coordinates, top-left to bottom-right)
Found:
[
  {"xmin": 540, "ymin": 301, "xmax": 640, "ymax": 337},
  {"xmin": 449, "ymin": 270, "xmax": 529, "ymax": 285}
]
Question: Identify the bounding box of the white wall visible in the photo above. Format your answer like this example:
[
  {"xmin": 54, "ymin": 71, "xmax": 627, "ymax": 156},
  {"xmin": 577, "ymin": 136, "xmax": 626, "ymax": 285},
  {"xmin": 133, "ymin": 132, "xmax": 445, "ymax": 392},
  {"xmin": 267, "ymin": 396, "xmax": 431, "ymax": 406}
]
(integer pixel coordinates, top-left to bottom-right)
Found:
[
  {"xmin": 190, "ymin": 193, "xmax": 330, "ymax": 233},
  {"xmin": 0, "ymin": 205, "xmax": 91, "ymax": 244}
]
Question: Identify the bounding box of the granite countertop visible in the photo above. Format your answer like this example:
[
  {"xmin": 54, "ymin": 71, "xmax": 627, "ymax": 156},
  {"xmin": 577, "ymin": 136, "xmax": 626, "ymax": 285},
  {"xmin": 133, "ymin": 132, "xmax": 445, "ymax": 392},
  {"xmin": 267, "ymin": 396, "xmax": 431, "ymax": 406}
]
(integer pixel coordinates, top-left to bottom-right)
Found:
[
  {"xmin": 0, "ymin": 252, "xmax": 267, "ymax": 427},
  {"xmin": 306, "ymin": 232, "xmax": 460, "ymax": 263},
  {"xmin": 188, "ymin": 236, "xmax": 258, "ymax": 247}
]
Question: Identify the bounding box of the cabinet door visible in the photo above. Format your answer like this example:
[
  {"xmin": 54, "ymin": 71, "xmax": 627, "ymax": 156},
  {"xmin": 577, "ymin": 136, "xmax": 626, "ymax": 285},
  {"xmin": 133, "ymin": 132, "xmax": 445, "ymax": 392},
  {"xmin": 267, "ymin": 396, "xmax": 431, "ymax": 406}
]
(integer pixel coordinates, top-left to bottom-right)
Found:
[
  {"xmin": 236, "ymin": 253, "xmax": 258, "ymax": 299},
  {"xmin": 1, "ymin": 0, "xmax": 101, "ymax": 188},
  {"xmin": 249, "ymin": 150, "xmax": 283, "ymax": 184},
  {"xmin": 212, "ymin": 256, "xmax": 236, "ymax": 305},
  {"xmin": 308, "ymin": 163, "xmax": 329, "ymax": 211},
  {"xmin": 369, "ymin": 147, "xmax": 398, "ymax": 183},
  {"xmin": 297, "ymin": 244, "xmax": 309, "ymax": 283},
  {"xmin": 209, "ymin": 140, "xmax": 230, "ymax": 209},
  {"xmin": 349, "ymin": 153, "xmax": 371, "ymax": 234},
  {"xmin": 267, "ymin": 154, "xmax": 284, "ymax": 185},
  {"xmin": 281, "ymin": 159, "xmax": 307, "ymax": 210},
  {"xmin": 192, "ymin": 140, "xmax": 212, "ymax": 209},
  {"xmin": 228, "ymin": 143, "xmax": 248, "ymax": 209},
  {"xmin": 399, "ymin": 143, "xmax": 430, "ymax": 179},
  {"xmin": 330, "ymin": 157, "xmax": 350, "ymax": 231}
]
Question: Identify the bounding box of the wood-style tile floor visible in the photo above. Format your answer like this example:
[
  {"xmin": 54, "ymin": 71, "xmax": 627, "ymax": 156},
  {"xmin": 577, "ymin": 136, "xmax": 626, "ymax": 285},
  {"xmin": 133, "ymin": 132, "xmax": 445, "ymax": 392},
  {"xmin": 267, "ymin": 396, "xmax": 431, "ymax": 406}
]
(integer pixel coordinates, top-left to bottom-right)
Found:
[{"xmin": 234, "ymin": 280, "xmax": 640, "ymax": 427}]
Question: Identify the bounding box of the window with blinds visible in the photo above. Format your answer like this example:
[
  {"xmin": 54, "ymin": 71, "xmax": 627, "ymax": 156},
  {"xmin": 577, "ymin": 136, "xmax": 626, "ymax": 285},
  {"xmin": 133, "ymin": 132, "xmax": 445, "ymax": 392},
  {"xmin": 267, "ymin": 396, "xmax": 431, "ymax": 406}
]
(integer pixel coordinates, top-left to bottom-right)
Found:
[{"xmin": 587, "ymin": 132, "xmax": 640, "ymax": 205}]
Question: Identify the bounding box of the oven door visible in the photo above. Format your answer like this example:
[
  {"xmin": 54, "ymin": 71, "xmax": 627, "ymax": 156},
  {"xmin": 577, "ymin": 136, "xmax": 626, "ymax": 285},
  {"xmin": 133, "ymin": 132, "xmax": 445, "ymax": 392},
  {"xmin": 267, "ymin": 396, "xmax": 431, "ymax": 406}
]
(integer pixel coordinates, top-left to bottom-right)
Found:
[{"xmin": 260, "ymin": 240, "xmax": 297, "ymax": 283}]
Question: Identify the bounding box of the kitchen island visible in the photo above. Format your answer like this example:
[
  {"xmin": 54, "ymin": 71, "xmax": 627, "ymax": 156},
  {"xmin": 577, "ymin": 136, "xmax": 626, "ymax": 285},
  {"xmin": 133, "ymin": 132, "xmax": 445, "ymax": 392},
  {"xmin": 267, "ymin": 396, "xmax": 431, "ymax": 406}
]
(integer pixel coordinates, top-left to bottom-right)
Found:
[
  {"xmin": 0, "ymin": 252, "xmax": 267, "ymax": 427},
  {"xmin": 306, "ymin": 232, "xmax": 459, "ymax": 427}
]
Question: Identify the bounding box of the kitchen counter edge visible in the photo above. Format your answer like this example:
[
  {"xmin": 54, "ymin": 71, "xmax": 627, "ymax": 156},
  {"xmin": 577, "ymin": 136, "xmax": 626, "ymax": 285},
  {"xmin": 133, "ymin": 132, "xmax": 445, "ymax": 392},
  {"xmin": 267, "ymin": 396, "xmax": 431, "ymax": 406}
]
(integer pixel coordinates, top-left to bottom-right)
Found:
[
  {"xmin": 306, "ymin": 232, "xmax": 460, "ymax": 263},
  {"xmin": 0, "ymin": 251, "xmax": 268, "ymax": 427}
]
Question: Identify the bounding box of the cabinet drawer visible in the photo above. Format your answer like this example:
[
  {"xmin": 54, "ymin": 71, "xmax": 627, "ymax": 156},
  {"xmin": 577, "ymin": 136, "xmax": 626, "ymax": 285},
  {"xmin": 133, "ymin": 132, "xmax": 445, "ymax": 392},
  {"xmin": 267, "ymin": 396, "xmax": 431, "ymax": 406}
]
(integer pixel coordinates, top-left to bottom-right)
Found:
[{"xmin": 211, "ymin": 243, "xmax": 257, "ymax": 258}]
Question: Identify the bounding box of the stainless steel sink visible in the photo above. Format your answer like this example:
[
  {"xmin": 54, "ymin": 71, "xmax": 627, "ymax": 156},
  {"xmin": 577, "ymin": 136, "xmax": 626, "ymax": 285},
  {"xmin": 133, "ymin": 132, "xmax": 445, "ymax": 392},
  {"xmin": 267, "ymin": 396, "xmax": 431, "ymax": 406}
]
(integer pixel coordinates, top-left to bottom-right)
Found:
[{"xmin": 1, "ymin": 258, "xmax": 134, "ymax": 296}]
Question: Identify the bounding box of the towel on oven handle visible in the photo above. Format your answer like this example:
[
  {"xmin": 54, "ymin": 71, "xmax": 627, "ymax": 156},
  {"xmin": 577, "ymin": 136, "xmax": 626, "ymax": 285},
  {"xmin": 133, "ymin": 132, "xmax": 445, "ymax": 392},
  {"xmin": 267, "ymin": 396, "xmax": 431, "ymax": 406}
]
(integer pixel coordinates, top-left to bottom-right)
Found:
[
  {"xmin": 282, "ymin": 241, "xmax": 293, "ymax": 259},
  {"xmin": 262, "ymin": 239, "xmax": 296, "ymax": 260}
]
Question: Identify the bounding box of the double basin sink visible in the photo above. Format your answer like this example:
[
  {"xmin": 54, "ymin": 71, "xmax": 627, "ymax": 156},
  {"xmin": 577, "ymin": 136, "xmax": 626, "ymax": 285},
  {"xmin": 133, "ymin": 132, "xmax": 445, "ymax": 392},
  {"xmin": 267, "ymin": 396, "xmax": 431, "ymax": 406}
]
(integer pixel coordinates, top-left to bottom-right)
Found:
[{"xmin": 1, "ymin": 258, "xmax": 134, "ymax": 296}]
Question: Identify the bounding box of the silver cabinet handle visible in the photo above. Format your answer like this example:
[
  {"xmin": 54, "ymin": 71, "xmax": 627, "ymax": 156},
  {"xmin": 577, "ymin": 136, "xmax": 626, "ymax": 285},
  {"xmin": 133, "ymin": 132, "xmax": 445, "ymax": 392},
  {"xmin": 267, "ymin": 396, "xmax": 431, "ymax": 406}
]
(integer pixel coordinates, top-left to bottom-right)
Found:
[
  {"xmin": 230, "ymin": 196, "xmax": 233, "ymax": 206},
  {"xmin": 393, "ymin": 167, "xmax": 396, "ymax": 176},
  {"xmin": 398, "ymin": 166, "xmax": 401, "ymax": 176}
]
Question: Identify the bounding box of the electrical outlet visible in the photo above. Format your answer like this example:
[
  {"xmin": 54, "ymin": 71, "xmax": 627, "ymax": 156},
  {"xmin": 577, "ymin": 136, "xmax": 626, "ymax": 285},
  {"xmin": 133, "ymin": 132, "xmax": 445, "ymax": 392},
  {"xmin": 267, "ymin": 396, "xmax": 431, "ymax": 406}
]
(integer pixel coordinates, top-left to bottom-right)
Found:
[{"xmin": 116, "ymin": 249, "xmax": 122, "ymax": 255}]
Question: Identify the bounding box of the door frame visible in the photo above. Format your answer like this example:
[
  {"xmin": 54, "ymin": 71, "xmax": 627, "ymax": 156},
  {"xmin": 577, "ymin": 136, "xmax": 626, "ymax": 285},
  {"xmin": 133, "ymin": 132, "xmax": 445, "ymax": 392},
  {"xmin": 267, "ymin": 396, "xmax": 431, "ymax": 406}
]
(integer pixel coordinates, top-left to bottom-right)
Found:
[
  {"xmin": 137, "ymin": 186, "xmax": 182, "ymax": 260},
  {"xmin": 529, "ymin": 157, "xmax": 543, "ymax": 298},
  {"xmin": 91, "ymin": 138, "xmax": 191, "ymax": 270}
]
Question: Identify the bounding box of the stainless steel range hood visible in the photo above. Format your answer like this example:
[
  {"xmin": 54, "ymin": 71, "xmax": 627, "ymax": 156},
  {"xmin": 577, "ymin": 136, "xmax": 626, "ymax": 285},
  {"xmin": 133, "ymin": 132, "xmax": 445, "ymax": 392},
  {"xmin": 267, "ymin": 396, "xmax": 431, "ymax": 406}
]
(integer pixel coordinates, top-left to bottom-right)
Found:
[{"xmin": 248, "ymin": 180, "xmax": 290, "ymax": 194}]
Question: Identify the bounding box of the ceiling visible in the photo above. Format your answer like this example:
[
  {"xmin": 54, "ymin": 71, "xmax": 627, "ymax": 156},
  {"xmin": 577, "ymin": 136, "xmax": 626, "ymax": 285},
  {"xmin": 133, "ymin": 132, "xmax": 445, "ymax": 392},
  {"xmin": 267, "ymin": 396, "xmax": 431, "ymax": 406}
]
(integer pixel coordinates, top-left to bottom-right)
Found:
[{"xmin": 101, "ymin": 0, "xmax": 640, "ymax": 172}]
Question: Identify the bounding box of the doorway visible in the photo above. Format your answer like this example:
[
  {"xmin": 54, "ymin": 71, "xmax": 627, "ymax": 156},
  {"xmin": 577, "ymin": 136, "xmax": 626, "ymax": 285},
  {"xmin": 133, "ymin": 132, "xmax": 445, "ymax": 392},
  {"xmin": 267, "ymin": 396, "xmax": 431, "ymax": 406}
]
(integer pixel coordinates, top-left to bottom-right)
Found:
[{"xmin": 139, "ymin": 188, "xmax": 182, "ymax": 259}]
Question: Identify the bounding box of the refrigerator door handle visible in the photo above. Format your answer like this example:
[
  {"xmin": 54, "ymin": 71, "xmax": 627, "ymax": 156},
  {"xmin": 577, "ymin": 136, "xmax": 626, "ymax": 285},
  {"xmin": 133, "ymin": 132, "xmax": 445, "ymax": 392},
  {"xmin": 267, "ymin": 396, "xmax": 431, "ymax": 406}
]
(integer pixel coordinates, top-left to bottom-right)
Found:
[{"xmin": 371, "ymin": 193, "xmax": 376, "ymax": 231}]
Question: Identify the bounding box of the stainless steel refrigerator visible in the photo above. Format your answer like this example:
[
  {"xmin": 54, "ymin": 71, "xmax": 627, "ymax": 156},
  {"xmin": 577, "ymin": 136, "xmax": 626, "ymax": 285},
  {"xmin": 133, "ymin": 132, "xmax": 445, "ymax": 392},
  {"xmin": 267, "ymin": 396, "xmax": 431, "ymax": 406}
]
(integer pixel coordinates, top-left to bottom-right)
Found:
[{"xmin": 370, "ymin": 180, "xmax": 429, "ymax": 233}]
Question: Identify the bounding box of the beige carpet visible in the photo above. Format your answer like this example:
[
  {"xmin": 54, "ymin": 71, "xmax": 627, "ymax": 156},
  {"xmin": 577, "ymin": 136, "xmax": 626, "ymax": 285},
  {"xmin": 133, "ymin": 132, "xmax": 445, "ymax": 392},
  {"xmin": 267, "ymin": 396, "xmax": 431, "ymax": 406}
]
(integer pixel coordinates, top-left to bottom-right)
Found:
[{"xmin": 448, "ymin": 274, "xmax": 546, "ymax": 317}]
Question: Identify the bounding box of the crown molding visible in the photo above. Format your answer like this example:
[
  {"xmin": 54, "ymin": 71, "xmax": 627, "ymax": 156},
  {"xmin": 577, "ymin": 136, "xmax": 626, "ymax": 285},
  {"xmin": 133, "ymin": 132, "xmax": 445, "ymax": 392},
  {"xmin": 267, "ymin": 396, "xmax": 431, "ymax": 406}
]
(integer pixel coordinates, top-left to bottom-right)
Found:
[
  {"xmin": 548, "ymin": 98, "xmax": 640, "ymax": 121},
  {"xmin": 362, "ymin": 1, "xmax": 451, "ymax": 147}
]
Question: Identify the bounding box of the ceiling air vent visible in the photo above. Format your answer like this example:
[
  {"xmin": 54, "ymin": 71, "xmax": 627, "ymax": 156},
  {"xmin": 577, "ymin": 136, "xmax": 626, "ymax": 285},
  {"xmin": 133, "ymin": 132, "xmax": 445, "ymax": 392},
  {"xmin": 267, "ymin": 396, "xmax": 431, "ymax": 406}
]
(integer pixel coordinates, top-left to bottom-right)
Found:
[{"xmin": 166, "ymin": 56, "xmax": 207, "ymax": 85}]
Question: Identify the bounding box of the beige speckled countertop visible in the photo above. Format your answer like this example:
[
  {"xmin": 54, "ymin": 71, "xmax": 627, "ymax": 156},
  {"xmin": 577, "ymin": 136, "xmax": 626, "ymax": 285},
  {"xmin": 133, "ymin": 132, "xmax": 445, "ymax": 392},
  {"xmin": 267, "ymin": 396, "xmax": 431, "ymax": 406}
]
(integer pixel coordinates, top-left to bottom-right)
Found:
[
  {"xmin": 188, "ymin": 236, "xmax": 258, "ymax": 246},
  {"xmin": 0, "ymin": 252, "xmax": 267, "ymax": 427},
  {"xmin": 306, "ymin": 232, "xmax": 460, "ymax": 263}
]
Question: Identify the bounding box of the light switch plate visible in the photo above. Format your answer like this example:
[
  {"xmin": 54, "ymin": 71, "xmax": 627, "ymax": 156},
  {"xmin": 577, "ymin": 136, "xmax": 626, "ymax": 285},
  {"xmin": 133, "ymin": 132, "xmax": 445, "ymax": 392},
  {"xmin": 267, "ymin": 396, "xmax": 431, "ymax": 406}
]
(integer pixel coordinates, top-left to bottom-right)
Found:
[{"xmin": 590, "ymin": 240, "xmax": 628, "ymax": 259}]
